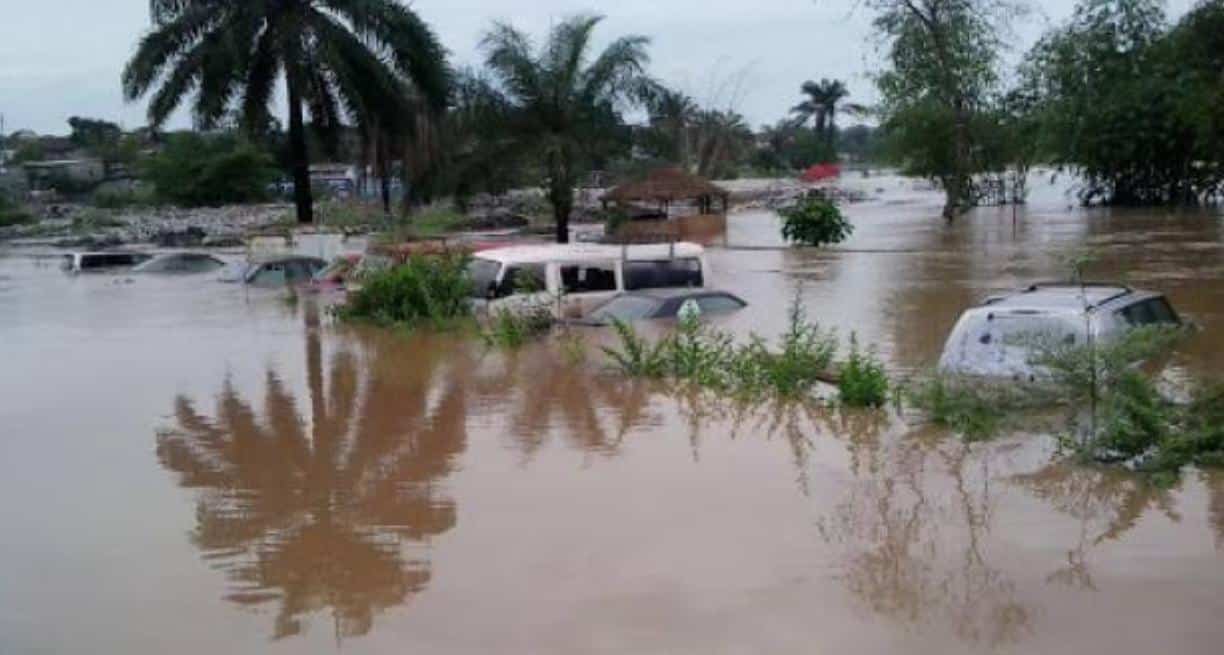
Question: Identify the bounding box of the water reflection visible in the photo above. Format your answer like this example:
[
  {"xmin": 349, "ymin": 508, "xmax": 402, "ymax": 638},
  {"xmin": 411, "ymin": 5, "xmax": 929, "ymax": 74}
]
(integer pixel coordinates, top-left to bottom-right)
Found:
[
  {"xmin": 155, "ymin": 308, "xmax": 467, "ymax": 641},
  {"xmin": 1012, "ymin": 463, "xmax": 1182, "ymax": 590},
  {"xmin": 818, "ymin": 428, "xmax": 1034, "ymax": 648}
]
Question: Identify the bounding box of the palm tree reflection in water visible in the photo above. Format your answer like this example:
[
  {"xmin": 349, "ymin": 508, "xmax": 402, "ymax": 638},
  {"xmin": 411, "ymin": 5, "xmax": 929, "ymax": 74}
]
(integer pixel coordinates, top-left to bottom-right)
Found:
[{"xmin": 156, "ymin": 314, "xmax": 468, "ymax": 641}]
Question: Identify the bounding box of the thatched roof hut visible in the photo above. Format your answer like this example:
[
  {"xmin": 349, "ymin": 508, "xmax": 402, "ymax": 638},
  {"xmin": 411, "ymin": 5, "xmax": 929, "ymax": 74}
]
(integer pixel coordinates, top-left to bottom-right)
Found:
[{"xmin": 602, "ymin": 167, "xmax": 730, "ymax": 215}]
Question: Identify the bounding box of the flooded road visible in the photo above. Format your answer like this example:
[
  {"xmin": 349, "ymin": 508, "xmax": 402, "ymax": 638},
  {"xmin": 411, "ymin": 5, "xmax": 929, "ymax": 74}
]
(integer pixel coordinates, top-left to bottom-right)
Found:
[{"xmin": 2, "ymin": 177, "xmax": 1223, "ymax": 654}]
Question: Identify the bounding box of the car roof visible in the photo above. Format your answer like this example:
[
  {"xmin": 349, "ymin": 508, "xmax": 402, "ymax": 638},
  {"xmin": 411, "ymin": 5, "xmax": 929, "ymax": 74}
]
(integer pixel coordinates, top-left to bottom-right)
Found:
[
  {"xmin": 974, "ymin": 283, "xmax": 1164, "ymax": 316},
  {"xmin": 474, "ymin": 242, "xmax": 704, "ymax": 265}
]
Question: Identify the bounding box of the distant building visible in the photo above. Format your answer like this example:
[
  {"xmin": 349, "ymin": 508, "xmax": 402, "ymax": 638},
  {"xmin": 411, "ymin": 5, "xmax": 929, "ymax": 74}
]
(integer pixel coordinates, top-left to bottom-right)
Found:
[{"xmin": 309, "ymin": 163, "xmax": 358, "ymax": 196}]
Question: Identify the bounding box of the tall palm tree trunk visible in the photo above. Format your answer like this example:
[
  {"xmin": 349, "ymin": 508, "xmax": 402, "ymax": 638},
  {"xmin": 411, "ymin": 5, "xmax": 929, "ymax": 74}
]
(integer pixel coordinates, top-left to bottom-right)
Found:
[
  {"xmin": 548, "ymin": 152, "xmax": 573, "ymax": 244},
  {"xmin": 287, "ymin": 73, "xmax": 314, "ymax": 225}
]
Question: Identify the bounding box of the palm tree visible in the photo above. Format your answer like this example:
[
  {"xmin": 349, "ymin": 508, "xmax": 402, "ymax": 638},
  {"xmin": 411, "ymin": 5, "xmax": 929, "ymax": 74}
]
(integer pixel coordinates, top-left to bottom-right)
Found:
[
  {"xmin": 123, "ymin": 0, "xmax": 449, "ymax": 224},
  {"xmin": 480, "ymin": 14, "xmax": 653, "ymax": 243},
  {"xmin": 647, "ymin": 87, "xmax": 699, "ymax": 169},
  {"xmin": 792, "ymin": 79, "xmax": 854, "ymax": 149},
  {"xmin": 693, "ymin": 110, "xmax": 753, "ymax": 178}
]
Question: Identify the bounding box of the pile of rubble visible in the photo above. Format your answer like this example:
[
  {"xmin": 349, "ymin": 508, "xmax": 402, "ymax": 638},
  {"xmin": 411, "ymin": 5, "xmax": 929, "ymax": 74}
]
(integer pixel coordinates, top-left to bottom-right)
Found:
[{"xmin": 0, "ymin": 203, "xmax": 293, "ymax": 248}]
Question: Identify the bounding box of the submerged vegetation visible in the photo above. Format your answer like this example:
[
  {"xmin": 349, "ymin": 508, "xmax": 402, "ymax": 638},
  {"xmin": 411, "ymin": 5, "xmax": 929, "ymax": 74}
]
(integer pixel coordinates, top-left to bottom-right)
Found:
[
  {"xmin": 779, "ymin": 192, "xmax": 853, "ymax": 247},
  {"xmin": 905, "ymin": 324, "xmax": 1223, "ymax": 481},
  {"xmin": 336, "ymin": 253, "xmax": 472, "ymax": 328},
  {"xmin": 602, "ymin": 295, "xmax": 887, "ymax": 407}
]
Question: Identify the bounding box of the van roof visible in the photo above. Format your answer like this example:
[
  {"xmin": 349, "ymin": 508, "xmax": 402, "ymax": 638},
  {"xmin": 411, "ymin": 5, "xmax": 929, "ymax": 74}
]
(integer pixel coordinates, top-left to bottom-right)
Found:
[
  {"xmin": 473, "ymin": 242, "xmax": 704, "ymax": 265},
  {"xmin": 977, "ymin": 283, "xmax": 1161, "ymax": 315}
]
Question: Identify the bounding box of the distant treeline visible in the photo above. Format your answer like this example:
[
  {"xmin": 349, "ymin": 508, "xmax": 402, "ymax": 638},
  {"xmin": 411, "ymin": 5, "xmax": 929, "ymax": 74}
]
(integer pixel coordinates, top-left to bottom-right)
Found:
[{"xmin": 871, "ymin": 0, "xmax": 1224, "ymax": 217}]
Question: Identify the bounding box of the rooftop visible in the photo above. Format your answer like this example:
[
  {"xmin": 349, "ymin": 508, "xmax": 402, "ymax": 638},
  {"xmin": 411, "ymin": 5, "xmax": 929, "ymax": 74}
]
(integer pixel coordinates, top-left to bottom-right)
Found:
[{"xmin": 602, "ymin": 167, "xmax": 729, "ymax": 204}]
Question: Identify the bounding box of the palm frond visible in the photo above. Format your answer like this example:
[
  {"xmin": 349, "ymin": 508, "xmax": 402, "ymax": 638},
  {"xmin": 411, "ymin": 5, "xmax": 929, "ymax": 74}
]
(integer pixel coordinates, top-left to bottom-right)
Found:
[
  {"xmin": 481, "ymin": 22, "xmax": 543, "ymax": 106},
  {"xmin": 316, "ymin": 0, "xmax": 450, "ymax": 111},
  {"xmin": 580, "ymin": 34, "xmax": 652, "ymax": 105}
]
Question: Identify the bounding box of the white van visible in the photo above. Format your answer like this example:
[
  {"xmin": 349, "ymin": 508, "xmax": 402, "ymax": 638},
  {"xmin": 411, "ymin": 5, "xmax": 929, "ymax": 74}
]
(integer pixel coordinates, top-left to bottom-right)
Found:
[{"xmin": 469, "ymin": 242, "xmax": 707, "ymax": 318}]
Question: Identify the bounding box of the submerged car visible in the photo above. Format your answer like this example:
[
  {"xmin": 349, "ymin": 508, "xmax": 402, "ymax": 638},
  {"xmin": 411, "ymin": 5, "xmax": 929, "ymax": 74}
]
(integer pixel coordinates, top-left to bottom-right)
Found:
[
  {"xmin": 62, "ymin": 251, "xmax": 153, "ymax": 273},
  {"xmin": 938, "ymin": 282, "xmax": 1182, "ymax": 379},
  {"xmin": 219, "ymin": 256, "xmax": 327, "ymax": 286},
  {"xmin": 578, "ymin": 289, "xmax": 747, "ymax": 326},
  {"xmin": 131, "ymin": 253, "xmax": 226, "ymax": 274}
]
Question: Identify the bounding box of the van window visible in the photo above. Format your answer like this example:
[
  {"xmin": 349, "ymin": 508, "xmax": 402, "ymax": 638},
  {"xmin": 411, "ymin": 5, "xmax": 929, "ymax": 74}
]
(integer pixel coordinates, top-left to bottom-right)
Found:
[
  {"xmin": 496, "ymin": 264, "xmax": 547, "ymax": 297},
  {"xmin": 560, "ymin": 263, "xmax": 617, "ymax": 294},
  {"xmin": 469, "ymin": 258, "xmax": 502, "ymax": 297},
  {"xmin": 624, "ymin": 258, "xmax": 703, "ymax": 290},
  {"xmin": 1118, "ymin": 297, "xmax": 1179, "ymax": 326}
]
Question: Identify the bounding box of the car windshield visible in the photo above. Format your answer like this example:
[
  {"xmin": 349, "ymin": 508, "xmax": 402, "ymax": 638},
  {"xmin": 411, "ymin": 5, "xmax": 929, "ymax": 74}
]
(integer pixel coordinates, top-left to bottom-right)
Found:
[{"xmin": 587, "ymin": 295, "xmax": 662, "ymax": 323}]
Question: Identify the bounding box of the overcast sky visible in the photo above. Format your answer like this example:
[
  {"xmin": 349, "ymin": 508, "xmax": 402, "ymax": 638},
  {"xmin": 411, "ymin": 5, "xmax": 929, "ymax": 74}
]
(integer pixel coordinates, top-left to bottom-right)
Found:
[{"xmin": 0, "ymin": 0, "xmax": 1200, "ymax": 135}]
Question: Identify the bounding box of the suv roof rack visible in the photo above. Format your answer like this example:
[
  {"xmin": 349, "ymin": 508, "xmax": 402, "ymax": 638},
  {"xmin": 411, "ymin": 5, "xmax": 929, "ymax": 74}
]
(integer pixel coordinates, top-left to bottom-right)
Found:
[{"xmin": 1022, "ymin": 281, "xmax": 1133, "ymax": 292}]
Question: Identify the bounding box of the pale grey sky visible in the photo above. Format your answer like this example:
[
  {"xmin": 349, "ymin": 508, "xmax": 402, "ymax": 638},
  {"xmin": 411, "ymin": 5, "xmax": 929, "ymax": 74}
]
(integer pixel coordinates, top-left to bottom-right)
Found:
[{"xmin": 0, "ymin": 0, "xmax": 1200, "ymax": 135}]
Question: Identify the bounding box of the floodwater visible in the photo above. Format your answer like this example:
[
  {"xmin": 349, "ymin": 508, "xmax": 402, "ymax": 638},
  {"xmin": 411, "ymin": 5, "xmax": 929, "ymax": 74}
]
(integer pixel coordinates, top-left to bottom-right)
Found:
[{"xmin": 2, "ymin": 175, "xmax": 1224, "ymax": 654}]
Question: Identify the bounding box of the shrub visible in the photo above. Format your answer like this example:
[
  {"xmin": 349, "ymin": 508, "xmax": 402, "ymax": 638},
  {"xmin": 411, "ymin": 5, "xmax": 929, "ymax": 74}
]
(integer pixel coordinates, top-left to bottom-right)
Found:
[
  {"xmin": 144, "ymin": 132, "xmax": 277, "ymax": 207},
  {"xmin": 838, "ymin": 335, "xmax": 889, "ymax": 407},
  {"xmin": 483, "ymin": 305, "xmax": 554, "ymax": 348},
  {"xmin": 731, "ymin": 296, "xmax": 838, "ymax": 396},
  {"xmin": 337, "ymin": 253, "xmax": 473, "ymax": 327},
  {"xmin": 779, "ymin": 191, "xmax": 853, "ymax": 247},
  {"xmin": 904, "ymin": 375, "xmax": 1013, "ymax": 440},
  {"xmin": 0, "ymin": 191, "xmax": 33, "ymax": 227},
  {"xmin": 602, "ymin": 294, "xmax": 885, "ymax": 402},
  {"xmin": 603, "ymin": 318, "xmax": 669, "ymax": 378}
]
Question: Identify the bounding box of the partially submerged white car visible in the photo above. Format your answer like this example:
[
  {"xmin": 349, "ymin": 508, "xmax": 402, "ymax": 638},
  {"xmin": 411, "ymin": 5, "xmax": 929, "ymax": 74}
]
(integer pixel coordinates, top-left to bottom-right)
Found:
[
  {"xmin": 469, "ymin": 242, "xmax": 707, "ymax": 319},
  {"xmin": 938, "ymin": 283, "xmax": 1182, "ymax": 379}
]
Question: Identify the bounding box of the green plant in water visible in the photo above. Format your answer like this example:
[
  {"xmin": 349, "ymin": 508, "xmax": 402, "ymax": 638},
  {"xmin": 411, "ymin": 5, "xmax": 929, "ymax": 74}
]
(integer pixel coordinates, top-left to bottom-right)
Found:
[
  {"xmin": 838, "ymin": 334, "xmax": 889, "ymax": 407},
  {"xmin": 903, "ymin": 375, "xmax": 1041, "ymax": 441},
  {"xmin": 337, "ymin": 252, "xmax": 473, "ymax": 328},
  {"xmin": 732, "ymin": 294, "xmax": 838, "ymax": 397},
  {"xmin": 603, "ymin": 318, "xmax": 669, "ymax": 378},
  {"xmin": 483, "ymin": 305, "xmax": 554, "ymax": 349},
  {"xmin": 779, "ymin": 191, "xmax": 853, "ymax": 247}
]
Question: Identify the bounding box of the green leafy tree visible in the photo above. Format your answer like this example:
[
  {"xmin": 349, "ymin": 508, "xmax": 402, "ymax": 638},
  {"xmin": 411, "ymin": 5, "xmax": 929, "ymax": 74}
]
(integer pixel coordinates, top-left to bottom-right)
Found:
[
  {"xmin": 1023, "ymin": 0, "xmax": 1224, "ymax": 205},
  {"xmin": 779, "ymin": 192, "xmax": 854, "ymax": 247},
  {"xmin": 480, "ymin": 14, "xmax": 653, "ymax": 243},
  {"xmin": 123, "ymin": 0, "xmax": 449, "ymax": 223},
  {"xmin": 870, "ymin": 0, "xmax": 1020, "ymax": 220},
  {"xmin": 144, "ymin": 132, "xmax": 278, "ymax": 206}
]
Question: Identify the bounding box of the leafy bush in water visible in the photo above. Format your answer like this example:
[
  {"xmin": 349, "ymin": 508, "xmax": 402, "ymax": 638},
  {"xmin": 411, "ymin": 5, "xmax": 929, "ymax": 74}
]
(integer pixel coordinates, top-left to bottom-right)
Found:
[
  {"xmin": 603, "ymin": 318, "xmax": 669, "ymax": 377},
  {"xmin": 838, "ymin": 335, "xmax": 889, "ymax": 407},
  {"xmin": 483, "ymin": 305, "xmax": 554, "ymax": 348},
  {"xmin": 731, "ymin": 297, "xmax": 837, "ymax": 396},
  {"xmin": 603, "ymin": 294, "xmax": 882, "ymax": 401},
  {"xmin": 904, "ymin": 375, "xmax": 1043, "ymax": 440},
  {"xmin": 338, "ymin": 253, "xmax": 473, "ymax": 327},
  {"xmin": 779, "ymin": 192, "xmax": 853, "ymax": 247}
]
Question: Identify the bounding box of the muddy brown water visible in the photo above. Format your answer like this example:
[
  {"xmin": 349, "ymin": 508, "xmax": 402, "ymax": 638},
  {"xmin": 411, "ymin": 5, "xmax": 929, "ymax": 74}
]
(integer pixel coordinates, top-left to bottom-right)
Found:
[{"xmin": 2, "ymin": 176, "xmax": 1223, "ymax": 654}]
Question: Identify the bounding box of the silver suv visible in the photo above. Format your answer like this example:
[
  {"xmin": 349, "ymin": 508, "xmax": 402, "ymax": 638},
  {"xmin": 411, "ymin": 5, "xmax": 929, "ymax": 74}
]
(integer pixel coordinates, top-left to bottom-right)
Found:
[{"xmin": 939, "ymin": 283, "xmax": 1182, "ymax": 378}]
